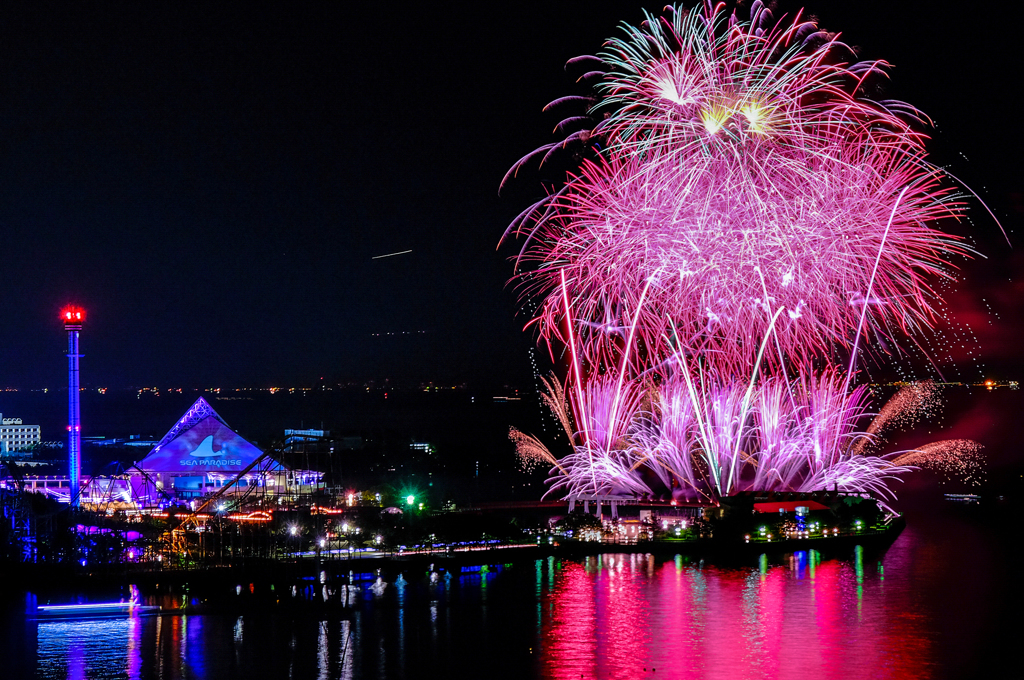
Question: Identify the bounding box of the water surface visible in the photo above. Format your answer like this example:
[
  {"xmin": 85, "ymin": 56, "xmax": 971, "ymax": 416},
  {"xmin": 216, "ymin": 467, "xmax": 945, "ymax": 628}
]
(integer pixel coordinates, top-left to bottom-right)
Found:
[{"xmin": 5, "ymin": 497, "xmax": 1018, "ymax": 679}]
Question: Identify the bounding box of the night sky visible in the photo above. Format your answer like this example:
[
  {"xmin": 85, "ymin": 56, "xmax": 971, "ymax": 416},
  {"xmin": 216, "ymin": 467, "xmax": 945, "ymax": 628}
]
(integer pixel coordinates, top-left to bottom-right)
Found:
[{"xmin": 1, "ymin": 1, "xmax": 1021, "ymax": 390}]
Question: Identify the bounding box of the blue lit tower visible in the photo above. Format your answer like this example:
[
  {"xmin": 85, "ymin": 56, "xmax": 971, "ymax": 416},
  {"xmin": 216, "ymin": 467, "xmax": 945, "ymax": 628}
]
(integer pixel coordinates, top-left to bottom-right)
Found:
[{"xmin": 61, "ymin": 305, "xmax": 85, "ymax": 507}]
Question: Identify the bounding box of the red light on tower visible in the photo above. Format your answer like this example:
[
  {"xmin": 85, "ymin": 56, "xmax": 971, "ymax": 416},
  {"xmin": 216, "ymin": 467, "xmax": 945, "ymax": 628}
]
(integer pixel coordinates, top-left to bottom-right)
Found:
[
  {"xmin": 61, "ymin": 304, "xmax": 86, "ymax": 507},
  {"xmin": 61, "ymin": 305, "xmax": 86, "ymax": 326}
]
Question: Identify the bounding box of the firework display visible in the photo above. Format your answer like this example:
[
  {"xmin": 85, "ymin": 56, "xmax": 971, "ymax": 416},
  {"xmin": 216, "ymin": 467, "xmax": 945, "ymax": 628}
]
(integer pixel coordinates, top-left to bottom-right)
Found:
[
  {"xmin": 504, "ymin": 3, "xmax": 970, "ymax": 373},
  {"xmin": 523, "ymin": 368, "xmax": 930, "ymax": 502},
  {"xmin": 504, "ymin": 3, "xmax": 985, "ymax": 503}
]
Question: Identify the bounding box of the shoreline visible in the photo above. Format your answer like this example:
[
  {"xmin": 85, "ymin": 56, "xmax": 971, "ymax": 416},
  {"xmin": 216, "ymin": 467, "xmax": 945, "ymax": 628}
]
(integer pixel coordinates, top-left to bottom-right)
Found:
[{"xmin": 8, "ymin": 518, "xmax": 903, "ymax": 595}]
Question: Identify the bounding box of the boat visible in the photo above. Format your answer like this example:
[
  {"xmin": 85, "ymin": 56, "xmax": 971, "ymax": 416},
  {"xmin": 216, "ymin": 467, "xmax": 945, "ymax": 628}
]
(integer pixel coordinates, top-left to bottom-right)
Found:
[{"xmin": 34, "ymin": 602, "xmax": 161, "ymax": 620}]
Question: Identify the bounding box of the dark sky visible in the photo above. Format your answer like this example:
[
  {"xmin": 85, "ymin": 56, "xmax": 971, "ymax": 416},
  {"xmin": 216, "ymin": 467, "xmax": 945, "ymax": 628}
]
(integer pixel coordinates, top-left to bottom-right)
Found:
[{"xmin": 1, "ymin": 1, "xmax": 1020, "ymax": 390}]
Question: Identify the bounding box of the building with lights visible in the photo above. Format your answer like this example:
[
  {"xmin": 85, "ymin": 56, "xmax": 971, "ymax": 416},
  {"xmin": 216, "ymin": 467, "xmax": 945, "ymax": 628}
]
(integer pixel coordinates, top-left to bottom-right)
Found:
[
  {"xmin": 0, "ymin": 415, "xmax": 42, "ymax": 456},
  {"xmin": 284, "ymin": 427, "xmax": 329, "ymax": 447},
  {"xmin": 2, "ymin": 397, "xmax": 322, "ymax": 508},
  {"xmin": 124, "ymin": 397, "xmax": 321, "ymax": 507}
]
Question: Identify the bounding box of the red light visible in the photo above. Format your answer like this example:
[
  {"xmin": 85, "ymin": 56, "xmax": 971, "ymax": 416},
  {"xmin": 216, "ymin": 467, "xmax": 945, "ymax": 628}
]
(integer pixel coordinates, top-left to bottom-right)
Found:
[{"xmin": 60, "ymin": 305, "xmax": 86, "ymax": 324}]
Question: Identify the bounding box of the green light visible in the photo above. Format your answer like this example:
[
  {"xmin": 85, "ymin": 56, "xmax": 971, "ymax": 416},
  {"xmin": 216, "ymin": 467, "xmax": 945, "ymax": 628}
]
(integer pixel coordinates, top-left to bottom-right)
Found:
[{"xmin": 406, "ymin": 495, "xmax": 415, "ymax": 505}]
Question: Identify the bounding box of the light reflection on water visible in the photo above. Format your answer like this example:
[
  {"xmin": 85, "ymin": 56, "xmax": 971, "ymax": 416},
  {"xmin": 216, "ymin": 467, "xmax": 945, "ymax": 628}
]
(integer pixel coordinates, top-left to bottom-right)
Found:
[
  {"xmin": 36, "ymin": 618, "xmax": 136, "ymax": 680},
  {"xmin": 12, "ymin": 509, "xmax": 1019, "ymax": 679},
  {"xmin": 537, "ymin": 550, "xmax": 914, "ymax": 679}
]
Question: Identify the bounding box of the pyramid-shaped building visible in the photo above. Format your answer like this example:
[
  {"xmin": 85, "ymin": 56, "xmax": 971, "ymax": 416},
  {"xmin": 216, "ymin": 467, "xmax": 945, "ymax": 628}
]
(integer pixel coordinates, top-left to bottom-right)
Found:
[{"xmin": 129, "ymin": 397, "xmax": 319, "ymax": 506}]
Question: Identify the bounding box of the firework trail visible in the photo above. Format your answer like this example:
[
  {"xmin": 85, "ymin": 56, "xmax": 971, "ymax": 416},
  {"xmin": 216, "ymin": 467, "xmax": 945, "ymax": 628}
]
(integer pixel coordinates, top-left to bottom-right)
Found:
[
  {"xmin": 851, "ymin": 379, "xmax": 942, "ymax": 454},
  {"xmin": 538, "ymin": 373, "xmax": 575, "ymax": 442},
  {"xmin": 891, "ymin": 439, "xmax": 986, "ymax": 486},
  {"xmin": 867, "ymin": 381, "xmax": 942, "ymax": 436},
  {"xmin": 509, "ymin": 427, "xmax": 562, "ymax": 473}
]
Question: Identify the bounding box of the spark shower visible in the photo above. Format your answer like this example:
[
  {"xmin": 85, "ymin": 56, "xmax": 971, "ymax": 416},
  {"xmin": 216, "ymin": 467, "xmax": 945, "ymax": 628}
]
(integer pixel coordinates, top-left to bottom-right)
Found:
[{"xmin": 502, "ymin": 2, "xmax": 986, "ymax": 505}]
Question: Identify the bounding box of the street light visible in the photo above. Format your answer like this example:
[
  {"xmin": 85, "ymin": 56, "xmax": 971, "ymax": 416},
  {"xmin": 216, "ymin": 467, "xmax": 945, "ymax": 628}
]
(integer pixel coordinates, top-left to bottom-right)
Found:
[{"xmin": 406, "ymin": 495, "xmax": 415, "ymax": 506}]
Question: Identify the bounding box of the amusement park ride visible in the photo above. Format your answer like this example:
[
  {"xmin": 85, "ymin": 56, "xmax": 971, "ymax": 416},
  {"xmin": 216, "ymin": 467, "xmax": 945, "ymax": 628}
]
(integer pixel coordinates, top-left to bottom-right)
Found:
[{"xmin": 61, "ymin": 305, "xmax": 85, "ymax": 508}]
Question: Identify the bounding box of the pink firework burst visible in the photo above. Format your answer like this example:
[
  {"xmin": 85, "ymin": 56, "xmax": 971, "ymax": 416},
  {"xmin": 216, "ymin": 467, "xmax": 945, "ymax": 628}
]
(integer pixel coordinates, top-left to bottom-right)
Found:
[
  {"xmin": 502, "ymin": 3, "xmax": 991, "ymax": 506},
  {"xmin": 505, "ymin": 3, "xmax": 970, "ymax": 373},
  {"xmin": 542, "ymin": 367, "xmax": 932, "ymax": 503}
]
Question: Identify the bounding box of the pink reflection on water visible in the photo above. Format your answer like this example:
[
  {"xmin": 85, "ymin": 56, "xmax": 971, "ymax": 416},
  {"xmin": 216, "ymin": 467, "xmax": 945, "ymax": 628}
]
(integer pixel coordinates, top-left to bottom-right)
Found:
[
  {"xmin": 749, "ymin": 560, "xmax": 785, "ymax": 678},
  {"xmin": 812, "ymin": 557, "xmax": 846, "ymax": 680},
  {"xmin": 538, "ymin": 550, "xmax": 932, "ymax": 680},
  {"xmin": 540, "ymin": 560, "xmax": 598, "ymax": 677},
  {"xmin": 650, "ymin": 557, "xmax": 702, "ymax": 672},
  {"xmin": 595, "ymin": 554, "xmax": 652, "ymax": 677}
]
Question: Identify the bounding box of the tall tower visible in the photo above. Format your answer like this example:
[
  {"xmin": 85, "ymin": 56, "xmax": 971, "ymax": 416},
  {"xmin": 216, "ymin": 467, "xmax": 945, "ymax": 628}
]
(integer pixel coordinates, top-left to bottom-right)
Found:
[{"xmin": 61, "ymin": 305, "xmax": 85, "ymax": 507}]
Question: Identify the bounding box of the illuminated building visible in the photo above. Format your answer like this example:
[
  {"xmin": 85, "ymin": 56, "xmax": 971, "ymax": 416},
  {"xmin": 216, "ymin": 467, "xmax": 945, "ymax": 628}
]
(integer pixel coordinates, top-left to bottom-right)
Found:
[
  {"xmin": 127, "ymin": 397, "xmax": 322, "ymax": 506},
  {"xmin": 0, "ymin": 415, "xmax": 42, "ymax": 455},
  {"xmin": 284, "ymin": 428, "xmax": 329, "ymax": 447},
  {"xmin": 2, "ymin": 397, "xmax": 323, "ymax": 508}
]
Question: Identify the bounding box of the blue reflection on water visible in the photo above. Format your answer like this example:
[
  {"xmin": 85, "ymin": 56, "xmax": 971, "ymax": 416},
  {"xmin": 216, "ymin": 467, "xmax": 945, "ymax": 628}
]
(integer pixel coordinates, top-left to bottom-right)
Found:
[
  {"xmin": 185, "ymin": 615, "xmax": 206, "ymax": 678},
  {"xmin": 793, "ymin": 549, "xmax": 809, "ymax": 578},
  {"xmin": 127, "ymin": 615, "xmax": 142, "ymax": 680},
  {"xmin": 38, "ymin": 618, "xmax": 135, "ymax": 680}
]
